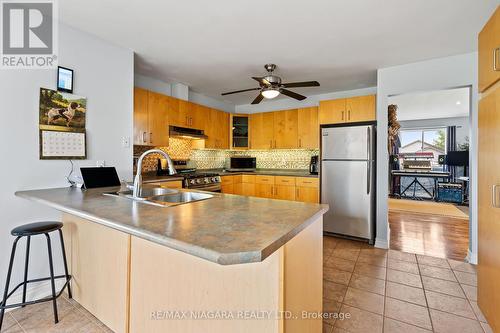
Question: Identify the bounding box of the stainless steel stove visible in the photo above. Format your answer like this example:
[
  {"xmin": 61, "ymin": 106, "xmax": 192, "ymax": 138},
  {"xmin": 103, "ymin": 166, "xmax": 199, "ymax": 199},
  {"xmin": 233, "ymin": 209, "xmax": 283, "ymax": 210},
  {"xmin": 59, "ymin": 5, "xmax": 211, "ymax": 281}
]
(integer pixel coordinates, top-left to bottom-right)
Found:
[{"xmin": 183, "ymin": 173, "xmax": 221, "ymax": 192}]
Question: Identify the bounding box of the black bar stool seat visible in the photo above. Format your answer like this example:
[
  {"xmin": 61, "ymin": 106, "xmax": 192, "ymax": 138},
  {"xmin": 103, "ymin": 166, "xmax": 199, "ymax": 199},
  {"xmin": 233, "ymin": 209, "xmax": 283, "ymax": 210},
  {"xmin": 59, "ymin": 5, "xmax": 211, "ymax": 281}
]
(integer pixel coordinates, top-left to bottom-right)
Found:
[
  {"xmin": 0, "ymin": 221, "xmax": 72, "ymax": 331},
  {"xmin": 11, "ymin": 221, "xmax": 63, "ymax": 236}
]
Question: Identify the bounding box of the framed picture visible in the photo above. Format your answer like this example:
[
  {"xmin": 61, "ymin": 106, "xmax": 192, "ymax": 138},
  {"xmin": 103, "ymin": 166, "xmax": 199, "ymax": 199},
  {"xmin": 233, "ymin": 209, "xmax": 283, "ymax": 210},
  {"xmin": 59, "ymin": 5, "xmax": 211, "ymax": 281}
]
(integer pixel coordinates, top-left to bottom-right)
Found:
[
  {"xmin": 57, "ymin": 66, "xmax": 74, "ymax": 93},
  {"xmin": 39, "ymin": 88, "xmax": 86, "ymax": 131},
  {"xmin": 40, "ymin": 129, "xmax": 86, "ymax": 160}
]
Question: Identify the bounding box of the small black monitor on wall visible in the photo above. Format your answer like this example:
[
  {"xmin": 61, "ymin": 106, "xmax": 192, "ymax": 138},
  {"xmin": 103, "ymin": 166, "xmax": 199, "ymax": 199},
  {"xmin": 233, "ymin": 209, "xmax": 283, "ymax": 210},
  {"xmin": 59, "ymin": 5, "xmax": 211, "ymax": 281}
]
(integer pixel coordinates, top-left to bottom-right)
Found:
[
  {"xmin": 57, "ymin": 66, "xmax": 74, "ymax": 93},
  {"xmin": 446, "ymin": 151, "xmax": 469, "ymax": 167}
]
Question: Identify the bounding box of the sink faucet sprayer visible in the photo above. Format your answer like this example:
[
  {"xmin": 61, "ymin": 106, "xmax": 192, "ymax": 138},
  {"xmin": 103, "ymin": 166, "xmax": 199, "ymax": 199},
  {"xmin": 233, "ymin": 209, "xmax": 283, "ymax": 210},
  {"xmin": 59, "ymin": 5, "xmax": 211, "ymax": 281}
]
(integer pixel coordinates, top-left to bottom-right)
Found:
[{"xmin": 133, "ymin": 149, "xmax": 177, "ymax": 198}]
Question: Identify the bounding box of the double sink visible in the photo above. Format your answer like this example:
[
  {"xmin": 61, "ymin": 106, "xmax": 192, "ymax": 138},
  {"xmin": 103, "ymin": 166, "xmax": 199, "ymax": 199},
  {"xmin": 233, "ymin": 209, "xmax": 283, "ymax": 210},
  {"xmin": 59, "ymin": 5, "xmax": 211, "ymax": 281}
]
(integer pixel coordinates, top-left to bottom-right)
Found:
[{"xmin": 104, "ymin": 187, "xmax": 214, "ymax": 207}]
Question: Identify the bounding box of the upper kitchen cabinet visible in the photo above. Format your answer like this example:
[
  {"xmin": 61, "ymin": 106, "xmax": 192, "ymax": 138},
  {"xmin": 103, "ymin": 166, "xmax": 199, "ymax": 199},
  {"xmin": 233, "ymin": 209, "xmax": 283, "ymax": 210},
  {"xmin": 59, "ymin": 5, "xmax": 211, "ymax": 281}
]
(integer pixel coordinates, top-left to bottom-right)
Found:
[
  {"xmin": 346, "ymin": 95, "xmax": 376, "ymax": 123},
  {"xmin": 319, "ymin": 98, "xmax": 346, "ymax": 124},
  {"xmin": 147, "ymin": 91, "xmax": 170, "ymax": 146},
  {"xmin": 479, "ymin": 6, "xmax": 500, "ymax": 93},
  {"xmin": 297, "ymin": 107, "xmax": 319, "ymax": 149},
  {"xmin": 274, "ymin": 109, "xmax": 298, "ymax": 149},
  {"xmin": 169, "ymin": 99, "xmax": 205, "ymax": 129},
  {"xmin": 319, "ymin": 95, "xmax": 375, "ymax": 125},
  {"xmin": 134, "ymin": 87, "xmax": 149, "ymax": 145},
  {"xmin": 250, "ymin": 112, "xmax": 275, "ymax": 149},
  {"xmin": 205, "ymin": 108, "xmax": 229, "ymax": 149},
  {"xmin": 231, "ymin": 114, "xmax": 250, "ymax": 149},
  {"xmin": 133, "ymin": 88, "xmax": 169, "ymax": 146}
]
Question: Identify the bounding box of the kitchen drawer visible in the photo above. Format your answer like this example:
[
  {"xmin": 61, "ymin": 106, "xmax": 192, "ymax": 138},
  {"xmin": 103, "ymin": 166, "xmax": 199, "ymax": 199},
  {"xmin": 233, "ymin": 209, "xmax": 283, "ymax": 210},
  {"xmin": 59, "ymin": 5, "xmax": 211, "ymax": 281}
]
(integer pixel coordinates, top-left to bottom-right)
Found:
[
  {"xmin": 149, "ymin": 180, "xmax": 183, "ymax": 189},
  {"xmin": 255, "ymin": 175, "xmax": 275, "ymax": 184},
  {"xmin": 275, "ymin": 176, "xmax": 296, "ymax": 186},
  {"xmin": 241, "ymin": 175, "xmax": 256, "ymax": 183},
  {"xmin": 296, "ymin": 177, "xmax": 319, "ymax": 188},
  {"xmin": 220, "ymin": 176, "xmax": 234, "ymax": 185}
]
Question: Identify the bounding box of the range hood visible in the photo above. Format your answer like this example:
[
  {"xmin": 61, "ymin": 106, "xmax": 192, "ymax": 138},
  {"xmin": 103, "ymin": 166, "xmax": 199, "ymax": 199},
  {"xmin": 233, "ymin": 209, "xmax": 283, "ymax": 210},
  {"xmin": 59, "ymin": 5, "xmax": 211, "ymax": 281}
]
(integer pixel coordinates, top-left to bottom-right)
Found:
[{"xmin": 169, "ymin": 126, "xmax": 208, "ymax": 140}]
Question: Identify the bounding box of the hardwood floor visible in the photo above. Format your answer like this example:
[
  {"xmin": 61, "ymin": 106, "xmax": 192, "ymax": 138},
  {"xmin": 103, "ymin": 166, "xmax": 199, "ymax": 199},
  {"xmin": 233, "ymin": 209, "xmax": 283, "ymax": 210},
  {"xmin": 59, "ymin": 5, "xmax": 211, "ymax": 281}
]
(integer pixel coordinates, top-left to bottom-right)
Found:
[{"xmin": 389, "ymin": 210, "xmax": 469, "ymax": 261}]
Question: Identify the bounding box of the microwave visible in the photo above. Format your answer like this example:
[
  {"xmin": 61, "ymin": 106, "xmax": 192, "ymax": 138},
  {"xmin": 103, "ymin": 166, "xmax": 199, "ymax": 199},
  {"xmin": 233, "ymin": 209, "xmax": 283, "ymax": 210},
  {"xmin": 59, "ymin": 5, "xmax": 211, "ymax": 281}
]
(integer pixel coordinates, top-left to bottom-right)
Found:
[{"xmin": 229, "ymin": 157, "xmax": 256, "ymax": 171}]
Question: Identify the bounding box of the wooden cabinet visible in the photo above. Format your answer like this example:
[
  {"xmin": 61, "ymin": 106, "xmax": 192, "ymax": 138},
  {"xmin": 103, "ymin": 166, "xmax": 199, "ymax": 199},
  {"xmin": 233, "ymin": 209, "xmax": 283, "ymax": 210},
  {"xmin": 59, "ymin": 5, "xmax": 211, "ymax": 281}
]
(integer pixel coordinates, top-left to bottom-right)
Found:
[
  {"xmin": 296, "ymin": 178, "xmax": 319, "ymax": 203},
  {"xmin": 346, "ymin": 95, "xmax": 376, "ymax": 122},
  {"xmin": 478, "ymin": 75, "xmax": 500, "ymax": 333},
  {"xmin": 134, "ymin": 87, "xmax": 149, "ymax": 145},
  {"xmin": 319, "ymin": 98, "xmax": 346, "ymax": 124},
  {"xmin": 226, "ymin": 175, "xmax": 318, "ymax": 203},
  {"xmin": 205, "ymin": 108, "xmax": 229, "ymax": 149},
  {"xmin": 319, "ymin": 95, "xmax": 375, "ymax": 125},
  {"xmin": 250, "ymin": 112, "xmax": 275, "ymax": 149},
  {"xmin": 274, "ymin": 176, "xmax": 296, "ymax": 201},
  {"xmin": 479, "ymin": 6, "xmax": 500, "ymax": 93},
  {"xmin": 255, "ymin": 175, "xmax": 275, "ymax": 198},
  {"xmin": 148, "ymin": 92, "xmax": 170, "ymax": 146},
  {"xmin": 133, "ymin": 88, "xmax": 169, "ymax": 146},
  {"xmin": 149, "ymin": 180, "xmax": 183, "ymax": 189},
  {"xmin": 274, "ymin": 109, "xmax": 298, "ymax": 149},
  {"xmin": 297, "ymin": 107, "xmax": 319, "ymax": 149},
  {"xmin": 478, "ymin": 9, "xmax": 500, "ymax": 331},
  {"xmin": 231, "ymin": 114, "xmax": 250, "ymax": 149}
]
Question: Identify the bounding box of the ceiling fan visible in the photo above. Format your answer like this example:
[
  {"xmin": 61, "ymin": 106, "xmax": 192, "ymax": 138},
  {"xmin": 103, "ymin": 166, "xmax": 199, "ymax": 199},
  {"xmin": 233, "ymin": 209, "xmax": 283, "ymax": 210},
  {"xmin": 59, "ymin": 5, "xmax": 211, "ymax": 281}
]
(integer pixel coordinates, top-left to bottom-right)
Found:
[{"xmin": 221, "ymin": 64, "xmax": 320, "ymax": 104}]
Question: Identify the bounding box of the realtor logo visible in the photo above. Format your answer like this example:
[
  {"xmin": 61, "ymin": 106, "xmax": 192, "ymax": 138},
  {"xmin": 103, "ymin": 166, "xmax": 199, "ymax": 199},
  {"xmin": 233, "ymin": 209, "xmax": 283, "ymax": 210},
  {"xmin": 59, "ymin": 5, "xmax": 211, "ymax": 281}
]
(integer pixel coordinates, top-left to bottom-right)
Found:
[{"xmin": 1, "ymin": 0, "xmax": 58, "ymax": 68}]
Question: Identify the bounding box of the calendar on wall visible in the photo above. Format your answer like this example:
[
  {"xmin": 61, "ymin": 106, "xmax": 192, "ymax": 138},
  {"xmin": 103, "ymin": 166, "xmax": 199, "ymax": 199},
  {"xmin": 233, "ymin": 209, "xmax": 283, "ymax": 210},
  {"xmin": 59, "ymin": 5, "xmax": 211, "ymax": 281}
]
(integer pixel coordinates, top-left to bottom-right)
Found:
[{"xmin": 40, "ymin": 130, "xmax": 87, "ymax": 160}]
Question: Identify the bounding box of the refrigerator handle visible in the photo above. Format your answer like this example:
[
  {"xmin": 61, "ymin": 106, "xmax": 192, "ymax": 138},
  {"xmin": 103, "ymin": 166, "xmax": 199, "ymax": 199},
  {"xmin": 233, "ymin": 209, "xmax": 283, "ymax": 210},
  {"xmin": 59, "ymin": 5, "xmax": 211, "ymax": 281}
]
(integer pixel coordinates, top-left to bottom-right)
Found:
[{"xmin": 367, "ymin": 126, "xmax": 371, "ymax": 194}]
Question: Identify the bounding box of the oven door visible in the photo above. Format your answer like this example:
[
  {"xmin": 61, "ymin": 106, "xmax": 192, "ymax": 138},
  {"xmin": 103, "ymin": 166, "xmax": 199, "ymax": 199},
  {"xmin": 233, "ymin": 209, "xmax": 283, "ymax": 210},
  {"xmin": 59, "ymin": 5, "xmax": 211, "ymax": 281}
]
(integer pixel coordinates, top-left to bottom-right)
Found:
[{"xmin": 187, "ymin": 184, "xmax": 222, "ymax": 193}]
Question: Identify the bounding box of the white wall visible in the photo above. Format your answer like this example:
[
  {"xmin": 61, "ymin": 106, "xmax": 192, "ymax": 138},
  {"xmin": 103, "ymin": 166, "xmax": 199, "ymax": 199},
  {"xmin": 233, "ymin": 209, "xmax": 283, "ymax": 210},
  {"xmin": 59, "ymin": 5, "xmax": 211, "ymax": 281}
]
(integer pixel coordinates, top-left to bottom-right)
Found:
[
  {"xmin": 0, "ymin": 23, "xmax": 134, "ymax": 302},
  {"xmin": 235, "ymin": 87, "xmax": 377, "ymax": 113},
  {"xmin": 376, "ymin": 53, "xmax": 478, "ymax": 263}
]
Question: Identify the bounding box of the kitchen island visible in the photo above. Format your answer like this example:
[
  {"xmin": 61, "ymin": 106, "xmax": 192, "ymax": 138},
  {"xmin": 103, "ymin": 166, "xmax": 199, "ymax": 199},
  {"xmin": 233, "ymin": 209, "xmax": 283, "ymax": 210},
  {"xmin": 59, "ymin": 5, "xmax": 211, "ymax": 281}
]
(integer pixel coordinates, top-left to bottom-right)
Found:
[{"xmin": 16, "ymin": 186, "xmax": 328, "ymax": 333}]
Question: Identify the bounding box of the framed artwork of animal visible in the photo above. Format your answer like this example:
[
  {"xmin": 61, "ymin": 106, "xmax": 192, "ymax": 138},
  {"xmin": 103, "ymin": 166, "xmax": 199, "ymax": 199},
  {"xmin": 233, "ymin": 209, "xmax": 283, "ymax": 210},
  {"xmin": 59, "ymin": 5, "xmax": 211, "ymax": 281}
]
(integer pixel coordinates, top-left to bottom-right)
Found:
[{"xmin": 39, "ymin": 88, "xmax": 86, "ymax": 131}]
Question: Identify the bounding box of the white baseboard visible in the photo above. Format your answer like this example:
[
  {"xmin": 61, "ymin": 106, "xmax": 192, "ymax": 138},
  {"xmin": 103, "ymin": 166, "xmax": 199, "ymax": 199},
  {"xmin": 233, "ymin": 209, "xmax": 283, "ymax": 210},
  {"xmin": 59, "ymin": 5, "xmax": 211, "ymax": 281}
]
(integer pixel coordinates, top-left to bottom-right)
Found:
[
  {"xmin": 466, "ymin": 249, "xmax": 478, "ymax": 265},
  {"xmin": 374, "ymin": 238, "xmax": 389, "ymax": 249}
]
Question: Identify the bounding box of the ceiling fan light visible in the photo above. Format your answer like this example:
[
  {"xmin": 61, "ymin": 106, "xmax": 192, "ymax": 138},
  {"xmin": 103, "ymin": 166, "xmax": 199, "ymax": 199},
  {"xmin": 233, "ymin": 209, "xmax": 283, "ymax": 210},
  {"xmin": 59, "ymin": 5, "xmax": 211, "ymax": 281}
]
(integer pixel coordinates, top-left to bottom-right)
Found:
[{"xmin": 262, "ymin": 89, "xmax": 280, "ymax": 99}]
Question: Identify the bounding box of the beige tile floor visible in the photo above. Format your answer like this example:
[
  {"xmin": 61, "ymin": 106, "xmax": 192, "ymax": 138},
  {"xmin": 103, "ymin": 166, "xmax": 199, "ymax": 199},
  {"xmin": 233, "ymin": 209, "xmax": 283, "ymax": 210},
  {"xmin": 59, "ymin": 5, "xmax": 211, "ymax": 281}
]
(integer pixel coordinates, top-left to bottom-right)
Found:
[
  {"xmin": 322, "ymin": 236, "xmax": 492, "ymax": 333},
  {"xmin": 0, "ymin": 295, "xmax": 113, "ymax": 333},
  {"xmin": 0, "ymin": 236, "xmax": 492, "ymax": 333}
]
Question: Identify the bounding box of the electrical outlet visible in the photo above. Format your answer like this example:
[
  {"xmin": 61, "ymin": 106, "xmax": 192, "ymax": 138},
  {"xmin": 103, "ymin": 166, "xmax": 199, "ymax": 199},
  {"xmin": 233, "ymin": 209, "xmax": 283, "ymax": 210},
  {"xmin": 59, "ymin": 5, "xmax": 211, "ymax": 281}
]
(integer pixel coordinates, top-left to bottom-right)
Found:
[
  {"xmin": 122, "ymin": 136, "xmax": 130, "ymax": 148},
  {"xmin": 96, "ymin": 160, "xmax": 106, "ymax": 167}
]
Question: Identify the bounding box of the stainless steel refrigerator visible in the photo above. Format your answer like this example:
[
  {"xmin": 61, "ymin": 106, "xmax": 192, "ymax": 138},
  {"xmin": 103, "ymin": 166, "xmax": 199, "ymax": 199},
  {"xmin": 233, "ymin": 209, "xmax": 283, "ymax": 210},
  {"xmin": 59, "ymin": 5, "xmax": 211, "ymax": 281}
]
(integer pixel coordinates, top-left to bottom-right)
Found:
[{"xmin": 321, "ymin": 123, "xmax": 376, "ymax": 243}]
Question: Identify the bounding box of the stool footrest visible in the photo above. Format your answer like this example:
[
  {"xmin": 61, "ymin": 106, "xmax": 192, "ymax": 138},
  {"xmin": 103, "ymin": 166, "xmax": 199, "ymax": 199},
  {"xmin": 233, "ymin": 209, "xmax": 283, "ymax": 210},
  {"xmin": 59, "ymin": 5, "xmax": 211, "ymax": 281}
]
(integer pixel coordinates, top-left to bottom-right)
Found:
[{"xmin": 0, "ymin": 275, "xmax": 71, "ymax": 310}]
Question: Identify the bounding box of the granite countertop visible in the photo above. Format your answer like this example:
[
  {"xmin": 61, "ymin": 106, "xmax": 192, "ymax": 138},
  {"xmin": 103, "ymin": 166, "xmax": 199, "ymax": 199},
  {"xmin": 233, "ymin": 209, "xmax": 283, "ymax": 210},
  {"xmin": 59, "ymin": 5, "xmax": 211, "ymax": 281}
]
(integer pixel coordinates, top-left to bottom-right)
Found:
[
  {"xmin": 15, "ymin": 187, "xmax": 328, "ymax": 265},
  {"xmin": 141, "ymin": 169, "xmax": 318, "ymax": 183}
]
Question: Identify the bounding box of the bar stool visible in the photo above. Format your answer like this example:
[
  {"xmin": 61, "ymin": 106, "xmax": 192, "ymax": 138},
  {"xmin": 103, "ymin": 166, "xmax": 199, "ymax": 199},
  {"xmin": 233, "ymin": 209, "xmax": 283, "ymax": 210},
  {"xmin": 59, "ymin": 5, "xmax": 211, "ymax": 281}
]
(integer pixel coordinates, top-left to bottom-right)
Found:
[{"xmin": 0, "ymin": 222, "xmax": 72, "ymax": 330}]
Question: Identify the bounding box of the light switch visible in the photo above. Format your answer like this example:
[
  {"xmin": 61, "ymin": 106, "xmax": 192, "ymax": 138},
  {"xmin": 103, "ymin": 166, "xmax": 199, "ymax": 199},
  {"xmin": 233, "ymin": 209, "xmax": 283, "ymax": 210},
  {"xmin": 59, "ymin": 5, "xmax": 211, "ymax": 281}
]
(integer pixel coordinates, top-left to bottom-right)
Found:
[{"xmin": 122, "ymin": 136, "xmax": 130, "ymax": 148}]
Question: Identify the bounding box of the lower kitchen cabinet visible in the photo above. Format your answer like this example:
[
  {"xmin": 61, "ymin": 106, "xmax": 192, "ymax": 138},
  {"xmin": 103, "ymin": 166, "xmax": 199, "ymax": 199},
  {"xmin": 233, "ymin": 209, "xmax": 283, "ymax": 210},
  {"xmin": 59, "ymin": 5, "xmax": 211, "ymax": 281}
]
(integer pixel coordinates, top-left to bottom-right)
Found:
[
  {"xmin": 149, "ymin": 180, "xmax": 183, "ymax": 189},
  {"xmin": 275, "ymin": 185, "xmax": 296, "ymax": 201},
  {"xmin": 221, "ymin": 174, "xmax": 318, "ymax": 203},
  {"xmin": 296, "ymin": 186, "xmax": 319, "ymax": 203}
]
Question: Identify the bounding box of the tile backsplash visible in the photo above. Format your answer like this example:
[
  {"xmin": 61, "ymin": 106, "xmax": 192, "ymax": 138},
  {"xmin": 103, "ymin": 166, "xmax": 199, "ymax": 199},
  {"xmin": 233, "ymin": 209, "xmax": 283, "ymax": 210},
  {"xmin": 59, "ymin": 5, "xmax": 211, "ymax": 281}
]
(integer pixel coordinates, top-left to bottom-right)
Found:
[{"xmin": 134, "ymin": 138, "xmax": 318, "ymax": 173}]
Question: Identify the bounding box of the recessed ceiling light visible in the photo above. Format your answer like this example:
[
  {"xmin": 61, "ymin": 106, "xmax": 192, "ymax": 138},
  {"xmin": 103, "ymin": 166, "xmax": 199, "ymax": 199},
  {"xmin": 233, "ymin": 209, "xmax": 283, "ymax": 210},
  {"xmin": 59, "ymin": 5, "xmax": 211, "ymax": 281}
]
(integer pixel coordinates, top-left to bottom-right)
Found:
[{"xmin": 456, "ymin": 101, "xmax": 461, "ymax": 105}]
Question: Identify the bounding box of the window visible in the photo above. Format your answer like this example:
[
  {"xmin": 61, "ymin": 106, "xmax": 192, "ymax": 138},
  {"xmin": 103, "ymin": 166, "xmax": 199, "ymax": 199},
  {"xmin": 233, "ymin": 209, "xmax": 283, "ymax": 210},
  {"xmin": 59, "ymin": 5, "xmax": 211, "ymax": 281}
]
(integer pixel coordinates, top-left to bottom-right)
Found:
[{"xmin": 399, "ymin": 127, "xmax": 446, "ymax": 168}]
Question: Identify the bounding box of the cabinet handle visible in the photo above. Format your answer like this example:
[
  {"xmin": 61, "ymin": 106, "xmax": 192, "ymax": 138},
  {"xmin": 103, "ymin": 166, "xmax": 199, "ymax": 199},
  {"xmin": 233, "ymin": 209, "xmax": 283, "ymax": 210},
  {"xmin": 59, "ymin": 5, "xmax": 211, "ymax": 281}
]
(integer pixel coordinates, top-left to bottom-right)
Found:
[
  {"xmin": 494, "ymin": 48, "xmax": 500, "ymax": 72},
  {"xmin": 341, "ymin": 111, "xmax": 344, "ymax": 120},
  {"xmin": 493, "ymin": 185, "xmax": 500, "ymax": 208},
  {"xmin": 296, "ymin": 188, "xmax": 299, "ymax": 199},
  {"xmin": 299, "ymin": 138, "xmax": 301, "ymax": 148},
  {"xmin": 348, "ymin": 110, "xmax": 351, "ymax": 120},
  {"xmin": 142, "ymin": 131, "xmax": 147, "ymax": 143},
  {"xmin": 150, "ymin": 132, "xmax": 153, "ymax": 144},
  {"xmin": 270, "ymin": 140, "xmax": 273, "ymax": 149}
]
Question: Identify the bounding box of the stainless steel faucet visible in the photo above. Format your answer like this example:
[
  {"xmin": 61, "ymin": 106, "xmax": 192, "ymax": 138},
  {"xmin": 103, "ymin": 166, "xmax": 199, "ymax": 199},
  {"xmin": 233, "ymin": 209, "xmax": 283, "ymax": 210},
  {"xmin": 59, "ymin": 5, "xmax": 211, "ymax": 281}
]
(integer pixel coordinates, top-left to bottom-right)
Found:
[{"xmin": 133, "ymin": 149, "xmax": 177, "ymax": 198}]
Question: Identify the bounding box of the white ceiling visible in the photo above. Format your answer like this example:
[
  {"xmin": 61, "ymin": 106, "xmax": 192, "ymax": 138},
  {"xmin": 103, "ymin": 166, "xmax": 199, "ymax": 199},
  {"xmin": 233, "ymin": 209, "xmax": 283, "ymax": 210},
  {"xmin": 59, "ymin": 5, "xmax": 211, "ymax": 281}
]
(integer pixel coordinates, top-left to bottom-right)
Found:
[
  {"xmin": 59, "ymin": 0, "xmax": 498, "ymax": 105},
  {"xmin": 388, "ymin": 87, "xmax": 470, "ymax": 121}
]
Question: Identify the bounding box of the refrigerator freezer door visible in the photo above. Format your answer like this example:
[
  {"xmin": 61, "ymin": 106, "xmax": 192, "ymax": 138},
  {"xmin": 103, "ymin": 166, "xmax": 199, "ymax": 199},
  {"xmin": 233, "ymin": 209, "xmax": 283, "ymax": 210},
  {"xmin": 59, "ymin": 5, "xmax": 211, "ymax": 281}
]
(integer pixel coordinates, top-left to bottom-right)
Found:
[
  {"xmin": 321, "ymin": 160, "xmax": 374, "ymax": 239},
  {"xmin": 322, "ymin": 126, "xmax": 369, "ymax": 160}
]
